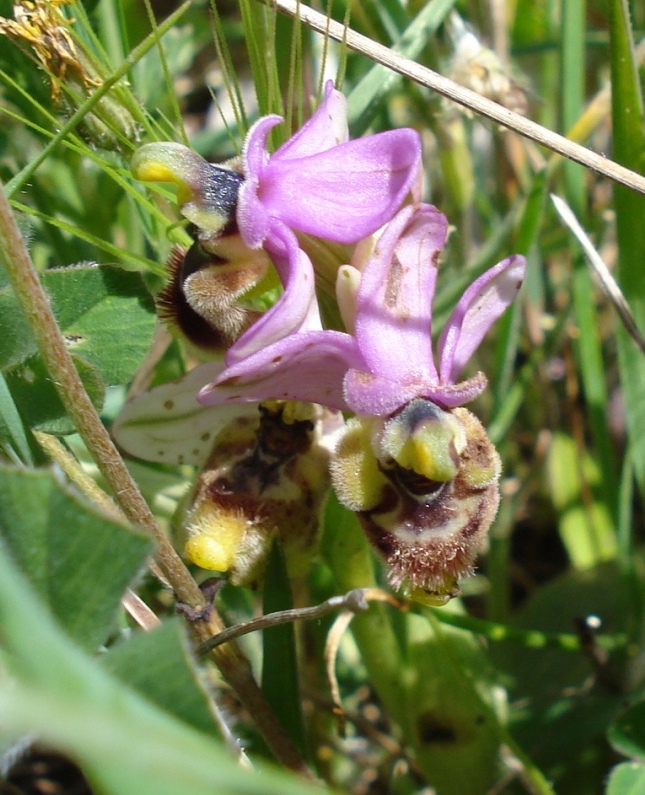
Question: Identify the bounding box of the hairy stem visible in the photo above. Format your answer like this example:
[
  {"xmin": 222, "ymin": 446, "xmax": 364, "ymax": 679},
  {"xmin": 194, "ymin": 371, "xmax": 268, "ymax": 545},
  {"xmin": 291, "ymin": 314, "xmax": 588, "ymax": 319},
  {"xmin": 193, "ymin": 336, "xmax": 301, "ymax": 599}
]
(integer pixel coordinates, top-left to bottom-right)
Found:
[{"xmin": 0, "ymin": 181, "xmax": 312, "ymax": 777}]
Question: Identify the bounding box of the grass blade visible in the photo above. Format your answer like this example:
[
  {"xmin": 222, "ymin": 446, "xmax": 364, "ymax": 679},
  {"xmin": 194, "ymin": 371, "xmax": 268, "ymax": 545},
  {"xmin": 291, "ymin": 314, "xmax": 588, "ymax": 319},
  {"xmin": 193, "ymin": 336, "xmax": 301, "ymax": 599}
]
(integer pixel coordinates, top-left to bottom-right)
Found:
[
  {"xmin": 610, "ymin": 0, "xmax": 645, "ymax": 498},
  {"xmin": 261, "ymin": 541, "xmax": 307, "ymax": 760}
]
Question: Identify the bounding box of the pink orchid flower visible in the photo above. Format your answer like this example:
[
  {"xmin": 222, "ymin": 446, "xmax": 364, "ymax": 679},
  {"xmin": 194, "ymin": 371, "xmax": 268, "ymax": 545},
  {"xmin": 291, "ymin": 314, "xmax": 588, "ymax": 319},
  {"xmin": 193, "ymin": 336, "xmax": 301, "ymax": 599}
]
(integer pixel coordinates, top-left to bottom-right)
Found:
[
  {"xmin": 229, "ymin": 80, "xmax": 421, "ymax": 361},
  {"xmin": 131, "ymin": 81, "xmax": 421, "ymax": 363},
  {"xmin": 198, "ymin": 204, "xmax": 526, "ymax": 415},
  {"xmin": 237, "ymin": 80, "xmax": 422, "ymax": 250}
]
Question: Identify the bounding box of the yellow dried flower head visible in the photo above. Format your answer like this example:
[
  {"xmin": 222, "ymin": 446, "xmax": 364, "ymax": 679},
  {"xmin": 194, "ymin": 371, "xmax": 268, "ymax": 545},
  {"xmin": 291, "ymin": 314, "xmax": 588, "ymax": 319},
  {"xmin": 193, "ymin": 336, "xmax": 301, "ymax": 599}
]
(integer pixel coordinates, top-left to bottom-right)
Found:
[
  {"xmin": 0, "ymin": 1, "xmax": 100, "ymax": 102},
  {"xmin": 0, "ymin": 1, "xmax": 139, "ymax": 149}
]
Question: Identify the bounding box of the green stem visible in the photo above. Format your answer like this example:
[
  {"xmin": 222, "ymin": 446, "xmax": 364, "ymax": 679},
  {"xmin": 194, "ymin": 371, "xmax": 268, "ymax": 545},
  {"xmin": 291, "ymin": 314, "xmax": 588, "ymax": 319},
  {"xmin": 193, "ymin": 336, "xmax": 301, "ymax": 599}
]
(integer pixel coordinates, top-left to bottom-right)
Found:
[
  {"xmin": 33, "ymin": 431, "xmax": 124, "ymax": 522},
  {"xmin": 321, "ymin": 495, "xmax": 409, "ymax": 727},
  {"xmin": 0, "ymin": 181, "xmax": 312, "ymax": 778},
  {"xmin": 427, "ymin": 606, "xmax": 626, "ymax": 652}
]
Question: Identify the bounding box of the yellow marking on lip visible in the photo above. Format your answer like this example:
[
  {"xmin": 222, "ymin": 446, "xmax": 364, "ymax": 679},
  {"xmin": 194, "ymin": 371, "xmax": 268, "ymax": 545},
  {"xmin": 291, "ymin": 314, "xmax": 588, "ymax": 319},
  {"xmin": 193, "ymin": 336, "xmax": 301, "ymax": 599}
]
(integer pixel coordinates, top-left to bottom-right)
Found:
[{"xmin": 184, "ymin": 509, "xmax": 247, "ymax": 572}]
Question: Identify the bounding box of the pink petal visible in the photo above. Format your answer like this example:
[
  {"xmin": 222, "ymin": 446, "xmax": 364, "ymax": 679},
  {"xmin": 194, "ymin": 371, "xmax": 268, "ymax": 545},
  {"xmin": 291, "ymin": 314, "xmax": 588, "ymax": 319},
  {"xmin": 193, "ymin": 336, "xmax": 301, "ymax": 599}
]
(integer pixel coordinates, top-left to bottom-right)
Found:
[
  {"xmin": 237, "ymin": 178, "xmax": 271, "ymax": 249},
  {"xmin": 343, "ymin": 369, "xmax": 425, "ymax": 417},
  {"xmin": 237, "ymin": 85, "xmax": 348, "ymax": 247},
  {"xmin": 242, "ymin": 115, "xmax": 279, "ymax": 179},
  {"xmin": 438, "ymin": 255, "xmax": 526, "ymax": 384},
  {"xmin": 238, "ymin": 116, "xmax": 281, "ymax": 248},
  {"xmin": 355, "ymin": 205, "xmax": 447, "ymax": 385},
  {"xmin": 226, "ymin": 223, "xmax": 320, "ymax": 363},
  {"xmin": 257, "ymin": 129, "xmax": 422, "ymax": 243},
  {"xmin": 273, "ymin": 80, "xmax": 349, "ymax": 160},
  {"xmin": 421, "ymin": 372, "xmax": 489, "ymax": 408},
  {"xmin": 343, "ymin": 370, "xmax": 488, "ymax": 417},
  {"xmin": 198, "ymin": 331, "xmax": 363, "ymax": 411}
]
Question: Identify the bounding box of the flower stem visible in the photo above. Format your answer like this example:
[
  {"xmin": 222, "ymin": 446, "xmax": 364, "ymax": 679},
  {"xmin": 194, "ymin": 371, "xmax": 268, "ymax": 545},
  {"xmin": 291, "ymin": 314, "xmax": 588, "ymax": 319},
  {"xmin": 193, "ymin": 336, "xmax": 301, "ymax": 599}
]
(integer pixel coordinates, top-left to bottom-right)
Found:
[
  {"xmin": 321, "ymin": 494, "xmax": 409, "ymax": 728},
  {"xmin": 0, "ymin": 181, "xmax": 313, "ymax": 778}
]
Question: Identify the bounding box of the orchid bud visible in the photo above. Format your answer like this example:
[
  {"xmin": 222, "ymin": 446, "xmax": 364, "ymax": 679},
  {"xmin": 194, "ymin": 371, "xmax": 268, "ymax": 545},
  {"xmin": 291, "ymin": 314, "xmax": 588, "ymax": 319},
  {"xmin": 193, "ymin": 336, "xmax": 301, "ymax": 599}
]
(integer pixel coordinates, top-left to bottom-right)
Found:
[{"xmin": 331, "ymin": 399, "xmax": 501, "ymax": 605}]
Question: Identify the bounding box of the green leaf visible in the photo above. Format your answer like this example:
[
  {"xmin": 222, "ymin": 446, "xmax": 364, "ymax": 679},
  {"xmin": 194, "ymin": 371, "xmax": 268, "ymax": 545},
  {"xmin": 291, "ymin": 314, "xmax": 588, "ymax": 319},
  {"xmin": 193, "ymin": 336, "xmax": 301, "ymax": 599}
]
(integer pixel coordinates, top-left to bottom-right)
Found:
[
  {"xmin": 490, "ymin": 562, "xmax": 625, "ymax": 789},
  {"xmin": 608, "ymin": 701, "xmax": 645, "ymax": 762},
  {"xmin": 606, "ymin": 761, "xmax": 645, "ymax": 795},
  {"xmin": 103, "ymin": 619, "xmax": 223, "ymax": 738},
  {"xmin": 403, "ymin": 609, "xmax": 507, "ymax": 794},
  {"xmin": 0, "ymin": 263, "xmax": 156, "ymax": 385},
  {"xmin": 0, "ymin": 369, "xmax": 35, "ymax": 464},
  {"xmin": 0, "ymin": 540, "xmax": 328, "ymax": 795},
  {"xmin": 561, "ymin": 0, "xmax": 620, "ymax": 524},
  {"xmin": 238, "ymin": 0, "xmax": 283, "ymax": 121},
  {"xmin": 546, "ymin": 432, "xmax": 616, "ymax": 568},
  {"xmin": 133, "ymin": 25, "xmax": 199, "ymax": 109},
  {"xmin": 5, "ymin": 352, "xmax": 105, "ymax": 434},
  {"xmin": 0, "ymin": 463, "xmax": 153, "ymax": 650},
  {"xmin": 261, "ymin": 541, "xmax": 307, "ymax": 759}
]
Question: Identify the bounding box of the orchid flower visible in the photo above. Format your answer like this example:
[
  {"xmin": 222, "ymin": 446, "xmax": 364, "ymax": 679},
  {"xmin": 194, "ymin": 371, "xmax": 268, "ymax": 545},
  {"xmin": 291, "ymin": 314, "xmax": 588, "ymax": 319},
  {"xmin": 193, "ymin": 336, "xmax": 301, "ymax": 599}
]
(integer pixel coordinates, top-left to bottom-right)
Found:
[
  {"xmin": 237, "ymin": 80, "xmax": 422, "ymax": 250},
  {"xmin": 115, "ymin": 201, "xmax": 525, "ymax": 601},
  {"xmin": 193, "ymin": 204, "xmax": 525, "ymax": 603},
  {"xmin": 131, "ymin": 81, "xmax": 422, "ymax": 361},
  {"xmin": 198, "ymin": 203, "xmax": 526, "ymax": 416},
  {"xmin": 114, "ymin": 382, "xmax": 337, "ymax": 586}
]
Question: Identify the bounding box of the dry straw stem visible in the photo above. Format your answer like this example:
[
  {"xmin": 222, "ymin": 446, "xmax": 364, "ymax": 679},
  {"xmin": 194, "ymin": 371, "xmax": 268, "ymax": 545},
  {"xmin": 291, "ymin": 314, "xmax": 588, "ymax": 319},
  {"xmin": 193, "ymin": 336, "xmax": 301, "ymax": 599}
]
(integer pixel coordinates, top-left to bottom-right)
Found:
[
  {"xmin": 0, "ymin": 181, "xmax": 313, "ymax": 778},
  {"xmin": 265, "ymin": 0, "xmax": 645, "ymax": 196},
  {"xmin": 197, "ymin": 587, "xmax": 405, "ymax": 738}
]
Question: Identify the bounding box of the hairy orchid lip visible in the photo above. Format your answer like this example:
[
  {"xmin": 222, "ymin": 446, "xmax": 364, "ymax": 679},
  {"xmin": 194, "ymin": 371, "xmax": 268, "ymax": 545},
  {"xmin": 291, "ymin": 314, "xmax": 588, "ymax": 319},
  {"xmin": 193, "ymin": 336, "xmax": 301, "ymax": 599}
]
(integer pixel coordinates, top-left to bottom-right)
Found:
[{"xmin": 330, "ymin": 406, "xmax": 502, "ymax": 598}]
